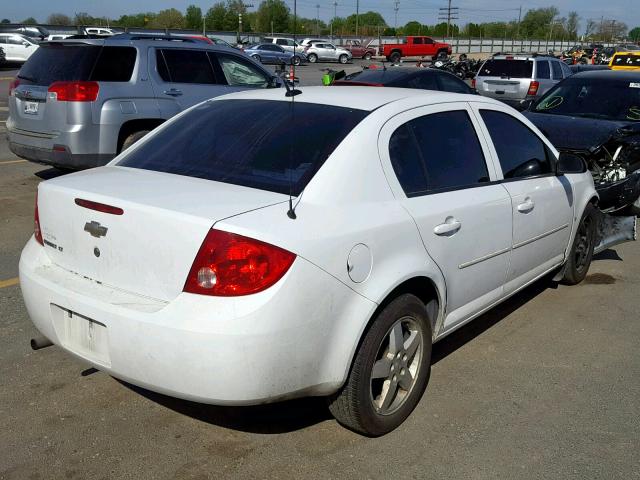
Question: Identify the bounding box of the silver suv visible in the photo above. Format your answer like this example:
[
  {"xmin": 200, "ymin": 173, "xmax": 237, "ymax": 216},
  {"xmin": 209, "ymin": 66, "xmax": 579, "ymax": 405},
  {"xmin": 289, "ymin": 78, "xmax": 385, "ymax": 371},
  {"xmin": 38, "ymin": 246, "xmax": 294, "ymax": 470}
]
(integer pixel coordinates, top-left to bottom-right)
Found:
[
  {"xmin": 474, "ymin": 54, "xmax": 573, "ymax": 110},
  {"xmin": 7, "ymin": 34, "xmax": 278, "ymax": 169}
]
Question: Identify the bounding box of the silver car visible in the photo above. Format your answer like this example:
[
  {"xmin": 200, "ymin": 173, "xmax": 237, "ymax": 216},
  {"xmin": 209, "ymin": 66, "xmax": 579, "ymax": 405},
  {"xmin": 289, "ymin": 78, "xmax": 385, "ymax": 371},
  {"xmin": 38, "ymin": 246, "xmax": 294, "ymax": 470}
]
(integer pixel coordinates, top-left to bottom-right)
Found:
[
  {"xmin": 474, "ymin": 54, "xmax": 573, "ymax": 110},
  {"xmin": 7, "ymin": 34, "xmax": 278, "ymax": 169},
  {"xmin": 305, "ymin": 42, "xmax": 352, "ymax": 64}
]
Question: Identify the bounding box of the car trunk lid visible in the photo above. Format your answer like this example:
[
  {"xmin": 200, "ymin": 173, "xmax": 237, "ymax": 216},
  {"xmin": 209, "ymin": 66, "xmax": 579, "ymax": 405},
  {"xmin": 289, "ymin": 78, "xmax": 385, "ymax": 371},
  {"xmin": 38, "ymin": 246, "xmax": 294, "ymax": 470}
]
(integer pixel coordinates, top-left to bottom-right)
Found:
[{"xmin": 37, "ymin": 167, "xmax": 288, "ymax": 302}]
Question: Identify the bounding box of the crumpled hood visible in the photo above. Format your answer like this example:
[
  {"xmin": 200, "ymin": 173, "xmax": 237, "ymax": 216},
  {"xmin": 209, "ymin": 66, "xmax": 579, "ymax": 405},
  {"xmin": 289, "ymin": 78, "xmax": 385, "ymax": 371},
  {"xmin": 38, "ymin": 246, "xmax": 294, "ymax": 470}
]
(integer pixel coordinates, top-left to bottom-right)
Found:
[{"xmin": 523, "ymin": 112, "xmax": 637, "ymax": 152}]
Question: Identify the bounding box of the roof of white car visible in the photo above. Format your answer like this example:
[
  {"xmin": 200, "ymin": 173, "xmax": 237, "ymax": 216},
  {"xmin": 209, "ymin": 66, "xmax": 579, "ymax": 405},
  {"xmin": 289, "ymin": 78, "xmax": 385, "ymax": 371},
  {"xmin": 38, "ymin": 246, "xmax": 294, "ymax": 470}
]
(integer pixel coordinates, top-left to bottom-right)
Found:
[{"xmin": 213, "ymin": 86, "xmax": 501, "ymax": 111}]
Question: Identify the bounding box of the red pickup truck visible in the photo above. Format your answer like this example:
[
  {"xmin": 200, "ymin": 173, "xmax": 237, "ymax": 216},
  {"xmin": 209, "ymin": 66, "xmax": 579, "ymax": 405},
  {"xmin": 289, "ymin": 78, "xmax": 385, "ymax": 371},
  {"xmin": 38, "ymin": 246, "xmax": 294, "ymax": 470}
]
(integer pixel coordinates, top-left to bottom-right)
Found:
[{"xmin": 381, "ymin": 36, "xmax": 452, "ymax": 63}]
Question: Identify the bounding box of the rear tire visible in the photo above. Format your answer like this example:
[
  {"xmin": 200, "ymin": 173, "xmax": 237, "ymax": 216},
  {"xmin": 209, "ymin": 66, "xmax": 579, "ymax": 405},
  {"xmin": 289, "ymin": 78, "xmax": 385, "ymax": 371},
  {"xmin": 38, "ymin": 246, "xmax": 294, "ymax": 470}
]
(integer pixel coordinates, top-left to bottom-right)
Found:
[
  {"xmin": 328, "ymin": 294, "xmax": 433, "ymax": 436},
  {"xmin": 389, "ymin": 51, "xmax": 401, "ymax": 63},
  {"xmin": 292, "ymin": 55, "xmax": 301, "ymax": 66},
  {"xmin": 561, "ymin": 203, "xmax": 598, "ymax": 285},
  {"xmin": 120, "ymin": 130, "xmax": 150, "ymax": 153},
  {"xmin": 339, "ymin": 54, "xmax": 349, "ymax": 64},
  {"xmin": 308, "ymin": 53, "xmax": 318, "ymax": 63},
  {"xmin": 436, "ymin": 50, "xmax": 448, "ymax": 61}
]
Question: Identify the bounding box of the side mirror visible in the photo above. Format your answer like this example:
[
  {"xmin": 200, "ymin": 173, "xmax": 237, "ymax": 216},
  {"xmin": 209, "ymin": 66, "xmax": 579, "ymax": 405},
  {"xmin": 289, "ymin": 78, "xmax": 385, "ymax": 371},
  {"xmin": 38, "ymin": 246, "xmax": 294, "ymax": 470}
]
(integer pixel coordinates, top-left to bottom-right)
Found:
[
  {"xmin": 24, "ymin": 42, "xmax": 31, "ymax": 47},
  {"xmin": 556, "ymin": 152, "xmax": 586, "ymax": 175},
  {"xmin": 510, "ymin": 158, "xmax": 544, "ymax": 178}
]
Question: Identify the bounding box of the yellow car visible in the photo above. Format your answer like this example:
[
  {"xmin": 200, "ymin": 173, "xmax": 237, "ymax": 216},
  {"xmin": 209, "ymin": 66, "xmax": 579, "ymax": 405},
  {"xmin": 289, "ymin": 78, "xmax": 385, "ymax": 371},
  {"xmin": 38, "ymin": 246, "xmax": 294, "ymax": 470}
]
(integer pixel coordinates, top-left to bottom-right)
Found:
[{"xmin": 609, "ymin": 51, "xmax": 640, "ymax": 70}]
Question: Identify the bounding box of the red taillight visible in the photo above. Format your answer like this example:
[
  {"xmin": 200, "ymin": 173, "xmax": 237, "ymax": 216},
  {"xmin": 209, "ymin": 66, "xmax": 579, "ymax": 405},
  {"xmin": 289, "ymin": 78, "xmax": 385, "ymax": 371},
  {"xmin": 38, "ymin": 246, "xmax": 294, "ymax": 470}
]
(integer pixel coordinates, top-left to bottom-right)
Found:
[
  {"xmin": 48, "ymin": 81, "xmax": 99, "ymax": 102},
  {"xmin": 471, "ymin": 78, "xmax": 476, "ymax": 89},
  {"xmin": 34, "ymin": 191, "xmax": 43, "ymax": 246},
  {"xmin": 506, "ymin": 55, "xmax": 514, "ymax": 60},
  {"xmin": 8, "ymin": 78, "xmax": 20, "ymax": 96},
  {"xmin": 527, "ymin": 80, "xmax": 540, "ymax": 96},
  {"xmin": 184, "ymin": 229, "xmax": 296, "ymax": 296},
  {"xmin": 75, "ymin": 198, "xmax": 124, "ymax": 215}
]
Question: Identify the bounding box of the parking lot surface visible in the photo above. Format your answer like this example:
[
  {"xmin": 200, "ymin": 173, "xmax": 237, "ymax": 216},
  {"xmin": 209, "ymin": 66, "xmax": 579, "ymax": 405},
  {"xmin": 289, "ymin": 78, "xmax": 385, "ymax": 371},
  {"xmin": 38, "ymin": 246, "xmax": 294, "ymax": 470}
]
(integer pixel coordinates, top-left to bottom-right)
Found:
[{"xmin": 1, "ymin": 67, "xmax": 639, "ymax": 479}]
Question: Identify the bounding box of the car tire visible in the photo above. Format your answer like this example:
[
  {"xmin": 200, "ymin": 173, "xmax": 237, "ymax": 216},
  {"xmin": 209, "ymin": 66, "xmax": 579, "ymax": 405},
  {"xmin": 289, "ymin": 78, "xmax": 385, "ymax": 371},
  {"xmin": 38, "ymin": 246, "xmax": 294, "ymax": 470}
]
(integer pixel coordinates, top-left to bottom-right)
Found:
[
  {"xmin": 436, "ymin": 50, "xmax": 448, "ymax": 61},
  {"xmin": 364, "ymin": 52, "xmax": 372, "ymax": 60},
  {"xmin": 292, "ymin": 55, "xmax": 301, "ymax": 66},
  {"xmin": 251, "ymin": 54, "xmax": 261, "ymax": 62},
  {"xmin": 389, "ymin": 52, "xmax": 401, "ymax": 63},
  {"xmin": 339, "ymin": 54, "xmax": 349, "ymax": 64},
  {"xmin": 120, "ymin": 130, "xmax": 150, "ymax": 153},
  {"xmin": 308, "ymin": 53, "xmax": 318, "ymax": 63},
  {"xmin": 327, "ymin": 294, "xmax": 433, "ymax": 436},
  {"xmin": 561, "ymin": 203, "xmax": 598, "ymax": 285}
]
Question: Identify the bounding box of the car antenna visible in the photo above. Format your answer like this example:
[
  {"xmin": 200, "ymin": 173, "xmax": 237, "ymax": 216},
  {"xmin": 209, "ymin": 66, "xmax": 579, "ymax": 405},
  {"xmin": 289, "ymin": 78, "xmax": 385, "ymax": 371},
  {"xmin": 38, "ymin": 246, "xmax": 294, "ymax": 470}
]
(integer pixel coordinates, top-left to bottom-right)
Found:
[{"xmin": 286, "ymin": 0, "xmax": 300, "ymax": 219}]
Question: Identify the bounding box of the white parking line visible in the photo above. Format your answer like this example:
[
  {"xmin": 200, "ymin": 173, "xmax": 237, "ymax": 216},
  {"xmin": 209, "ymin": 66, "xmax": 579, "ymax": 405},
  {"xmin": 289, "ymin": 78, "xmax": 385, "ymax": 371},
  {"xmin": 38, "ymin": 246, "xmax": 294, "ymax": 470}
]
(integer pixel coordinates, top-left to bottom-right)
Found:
[{"xmin": 0, "ymin": 160, "xmax": 27, "ymax": 165}]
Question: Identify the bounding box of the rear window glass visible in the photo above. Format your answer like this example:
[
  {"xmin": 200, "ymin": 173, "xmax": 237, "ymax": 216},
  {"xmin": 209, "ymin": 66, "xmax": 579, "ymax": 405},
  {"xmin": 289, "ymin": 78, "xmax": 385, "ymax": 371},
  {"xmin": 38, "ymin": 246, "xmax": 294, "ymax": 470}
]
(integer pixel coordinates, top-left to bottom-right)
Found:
[
  {"xmin": 612, "ymin": 55, "xmax": 640, "ymax": 67},
  {"xmin": 18, "ymin": 45, "xmax": 136, "ymax": 85},
  {"xmin": 118, "ymin": 100, "xmax": 368, "ymax": 195},
  {"xmin": 479, "ymin": 59, "xmax": 533, "ymax": 78}
]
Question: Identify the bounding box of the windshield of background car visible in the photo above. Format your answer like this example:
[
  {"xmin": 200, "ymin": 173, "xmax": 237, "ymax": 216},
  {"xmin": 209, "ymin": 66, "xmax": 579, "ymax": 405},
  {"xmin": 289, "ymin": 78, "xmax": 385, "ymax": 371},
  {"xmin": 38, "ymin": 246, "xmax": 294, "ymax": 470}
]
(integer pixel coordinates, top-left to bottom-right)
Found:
[
  {"xmin": 612, "ymin": 54, "xmax": 640, "ymax": 67},
  {"xmin": 118, "ymin": 100, "xmax": 369, "ymax": 195},
  {"xmin": 479, "ymin": 59, "xmax": 533, "ymax": 78},
  {"xmin": 18, "ymin": 44, "xmax": 136, "ymax": 85},
  {"xmin": 534, "ymin": 79, "xmax": 640, "ymax": 121}
]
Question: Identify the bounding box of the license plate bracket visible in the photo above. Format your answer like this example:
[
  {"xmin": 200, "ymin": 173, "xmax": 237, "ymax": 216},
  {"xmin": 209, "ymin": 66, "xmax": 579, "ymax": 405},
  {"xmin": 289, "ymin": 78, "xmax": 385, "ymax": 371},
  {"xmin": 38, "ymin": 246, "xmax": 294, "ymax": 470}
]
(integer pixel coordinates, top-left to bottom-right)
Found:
[
  {"xmin": 51, "ymin": 305, "xmax": 111, "ymax": 367},
  {"xmin": 24, "ymin": 101, "xmax": 39, "ymax": 115}
]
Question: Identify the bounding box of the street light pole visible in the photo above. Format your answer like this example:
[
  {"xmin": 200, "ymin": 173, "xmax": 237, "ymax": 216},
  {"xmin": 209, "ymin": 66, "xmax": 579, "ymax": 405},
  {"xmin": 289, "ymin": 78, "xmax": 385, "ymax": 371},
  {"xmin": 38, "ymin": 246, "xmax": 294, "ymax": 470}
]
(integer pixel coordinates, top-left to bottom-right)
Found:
[{"xmin": 355, "ymin": 0, "xmax": 359, "ymax": 38}]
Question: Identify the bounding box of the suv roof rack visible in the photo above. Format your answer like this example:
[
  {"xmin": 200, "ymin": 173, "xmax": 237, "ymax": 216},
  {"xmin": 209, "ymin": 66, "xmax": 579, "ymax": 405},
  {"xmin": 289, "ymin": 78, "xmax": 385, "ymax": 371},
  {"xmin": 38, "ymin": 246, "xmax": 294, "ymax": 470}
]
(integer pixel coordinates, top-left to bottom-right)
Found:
[
  {"xmin": 107, "ymin": 33, "xmax": 197, "ymax": 43},
  {"xmin": 492, "ymin": 52, "xmax": 557, "ymax": 58}
]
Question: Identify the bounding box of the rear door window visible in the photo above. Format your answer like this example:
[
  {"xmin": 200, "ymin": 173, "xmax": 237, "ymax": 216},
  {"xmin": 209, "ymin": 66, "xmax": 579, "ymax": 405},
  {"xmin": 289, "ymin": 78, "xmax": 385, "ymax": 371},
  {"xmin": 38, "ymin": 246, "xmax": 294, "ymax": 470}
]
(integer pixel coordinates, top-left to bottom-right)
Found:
[
  {"xmin": 550, "ymin": 61, "xmax": 563, "ymax": 80},
  {"xmin": 405, "ymin": 72, "xmax": 438, "ymax": 90},
  {"xmin": 536, "ymin": 61, "xmax": 550, "ymax": 79},
  {"xmin": 436, "ymin": 73, "xmax": 471, "ymax": 93},
  {"xmin": 118, "ymin": 99, "xmax": 368, "ymax": 195},
  {"xmin": 479, "ymin": 59, "xmax": 533, "ymax": 78},
  {"xmin": 480, "ymin": 110, "xmax": 552, "ymax": 178},
  {"xmin": 157, "ymin": 49, "xmax": 217, "ymax": 84}
]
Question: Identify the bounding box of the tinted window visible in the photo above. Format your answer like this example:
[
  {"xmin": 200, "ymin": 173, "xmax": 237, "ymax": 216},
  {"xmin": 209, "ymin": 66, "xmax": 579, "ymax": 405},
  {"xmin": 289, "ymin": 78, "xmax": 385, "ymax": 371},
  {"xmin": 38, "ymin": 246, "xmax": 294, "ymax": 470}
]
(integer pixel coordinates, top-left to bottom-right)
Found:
[
  {"xmin": 91, "ymin": 47, "xmax": 136, "ymax": 82},
  {"xmin": 8, "ymin": 36, "xmax": 25, "ymax": 45},
  {"xmin": 119, "ymin": 100, "xmax": 368, "ymax": 195},
  {"xmin": 18, "ymin": 45, "xmax": 100, "ymax": 85},
  {"xmin": 276, "ymin": 39, "xmax": 287, "ymax": 45},
  {"xmin": 0, "ymin": 36, "xmax": 6, "ymax": 44},
  {"xmin": 612, "ymin": 55, "xmax": 640, "ymax": 67},
  {"xmin": 212, "ymin": 53, "xmax": 269, "ymax": 87},
  {"xmin": 390, "ymin": 111, "xmax": 489, "ymax": 194},
  {"xmin": 413, "ymin": 37, "xmax": 423, "ymax": 44},
  {"xmin": 405, "ymin": 72, "xmax": 438, "ymax": 90},
  {"xmin": 536, "ymin": 61, "xmax": 550, "ymax": 79},
  {"xmin": 389, "ymin": 124, "xmax": 428, "ymax": 195},
  {"xmin": 436, "ymin": 72, "xmax": 471, "ymax": 93},
  {"xmin": 159, "ymin": 49, "xmax": 216, "ymax": 84},
  {"xmin": 560, "ymin": 62, "xmax": 572, "ymax": 77},
  {"xmin": 551, "ymin": 61, "xmax": 563, "ymax": 80},
  {"xmin": 480, "ymin": 110, "xmax": 551, "ymax": 178},
  {"xmin": 479, "ymin": 59, "xmax": 533, "ymax": 78}
]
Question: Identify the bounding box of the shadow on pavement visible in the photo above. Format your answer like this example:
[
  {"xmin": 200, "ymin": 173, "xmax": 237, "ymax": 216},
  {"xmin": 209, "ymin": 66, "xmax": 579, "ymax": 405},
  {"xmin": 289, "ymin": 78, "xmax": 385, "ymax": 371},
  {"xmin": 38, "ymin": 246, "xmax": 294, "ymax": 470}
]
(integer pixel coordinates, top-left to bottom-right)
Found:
[
  {"xmin": 118, "ymin": 274, "xmax": 559, "ymax": 433},
  {"xmin": 593, "ymin": 248, "xmax": 623, "ymax": 262},
  {"xmin": 35, "ymin": 167, "xmax": 71, "ymax": 180}
]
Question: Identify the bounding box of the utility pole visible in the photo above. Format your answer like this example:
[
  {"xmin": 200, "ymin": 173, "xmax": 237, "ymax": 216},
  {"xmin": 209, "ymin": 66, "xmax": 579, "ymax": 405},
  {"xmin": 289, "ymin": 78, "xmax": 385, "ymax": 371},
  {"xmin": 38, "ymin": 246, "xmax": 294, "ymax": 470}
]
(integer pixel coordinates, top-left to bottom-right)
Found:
[
  {"xmin": 394, "ymin": 0, "xmax": 399, "ymax": 31},
  {"xmin": 599, "ymin": 16, "xmax": 604, "ymax": 42},
  {"xmin": 316, "ymin": 4, "xmax": 320, "ymax": 35},
  {"xmin": 236, "ymin": 3, "xmax": 253, "ymax": 44},
  {"xmin": 438, "ymin": 0, "xmax": 458, "ymax": 38},
  {"xmin": 516, "ymin": 5, "xmax": 522, "ymax": 39},
  {"xmin": 355, "ymin": 0, "xmax": 359, "ymax": 39},
  {"xmin": 331, "ymin": 1, "xmax": 337, "ymax": 39}
]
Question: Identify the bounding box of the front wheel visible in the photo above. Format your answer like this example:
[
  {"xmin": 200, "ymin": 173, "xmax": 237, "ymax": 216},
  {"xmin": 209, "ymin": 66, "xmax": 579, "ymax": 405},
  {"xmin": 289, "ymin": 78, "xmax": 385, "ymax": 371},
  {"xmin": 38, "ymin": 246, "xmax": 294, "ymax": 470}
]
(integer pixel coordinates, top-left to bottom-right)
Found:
[
  {"xmin": 363, "ymin": 52, "xmax": 372, "ymax": 60},
  {"xmin": 562, "ymin": 203, "xmax": 598, "ymax": 284},
  {"xmin": 389, "ymin": 52, "xmax": 401, "ymax": 63},
  {"xmin": 436, "ymin": 50, "xmax": 448, "ymax": 61},
  {"xmin": 291, "ymin": 55, "xmax": 301, "ymax": 66},
  {"xmin": 251, "ymin": 54, "xmax": 261, "ymax": 63},
  {"xmin": 328, "ymin": 294, "xmax": 433, "ymax": 436},
  {"xmin": 307, "ymin": 53, "xmax": 318, "ymax": 63},
  {"xmin": 339, "ymin": 54, "xmax": 349, "ymax": 64}
]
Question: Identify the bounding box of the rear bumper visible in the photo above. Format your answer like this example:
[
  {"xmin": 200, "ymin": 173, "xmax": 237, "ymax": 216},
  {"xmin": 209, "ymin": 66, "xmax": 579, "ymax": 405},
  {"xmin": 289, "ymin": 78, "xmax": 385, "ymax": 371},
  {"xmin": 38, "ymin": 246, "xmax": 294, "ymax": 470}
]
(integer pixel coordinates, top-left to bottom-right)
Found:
[
  {"xmin": 19, "ymin": 238, "xmax": 376, "ymax": 405},
  {"xmin": 8, "ymin": 140, "xmax": 112, "ymax": 170}
]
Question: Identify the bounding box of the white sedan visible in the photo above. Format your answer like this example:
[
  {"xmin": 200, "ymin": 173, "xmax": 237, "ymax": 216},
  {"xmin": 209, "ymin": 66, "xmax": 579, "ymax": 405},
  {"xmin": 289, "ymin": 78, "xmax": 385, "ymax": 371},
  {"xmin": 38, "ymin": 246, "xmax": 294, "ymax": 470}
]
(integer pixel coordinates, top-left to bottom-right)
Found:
[
  {"xmin": 20, "ymin": 87, "xmax": 600, "ymax": 436},
  {"xmin": 0, "ymin": 33, "xmax": 38, "ymax": 62}
]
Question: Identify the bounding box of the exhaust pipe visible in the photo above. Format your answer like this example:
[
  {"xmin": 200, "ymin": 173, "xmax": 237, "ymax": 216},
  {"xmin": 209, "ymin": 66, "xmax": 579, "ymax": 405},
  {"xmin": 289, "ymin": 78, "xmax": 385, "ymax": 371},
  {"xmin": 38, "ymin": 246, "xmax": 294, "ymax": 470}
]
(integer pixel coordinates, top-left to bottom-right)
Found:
[{"xmin": 30, "ymin": 336, "xmax": 53, "ymax": 350}]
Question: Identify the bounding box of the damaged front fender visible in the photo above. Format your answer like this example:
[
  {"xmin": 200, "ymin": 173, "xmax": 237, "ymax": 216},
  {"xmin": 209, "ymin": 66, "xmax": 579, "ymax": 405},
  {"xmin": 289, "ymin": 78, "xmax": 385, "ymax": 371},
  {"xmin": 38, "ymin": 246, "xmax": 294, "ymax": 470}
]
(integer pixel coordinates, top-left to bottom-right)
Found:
[{"xmin": 594, "ymin": 212, "xmax": 637, "ymax": 255}]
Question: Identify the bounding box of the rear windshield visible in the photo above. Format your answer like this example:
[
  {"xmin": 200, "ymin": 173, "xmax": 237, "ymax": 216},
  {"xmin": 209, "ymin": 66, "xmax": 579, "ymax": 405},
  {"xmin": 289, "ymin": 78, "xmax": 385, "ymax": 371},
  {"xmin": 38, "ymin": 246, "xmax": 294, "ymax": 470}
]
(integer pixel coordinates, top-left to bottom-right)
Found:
[
  {"xmin": 479, "ymin": 59, "xmax": 533, "ymax": 78},
  {"xmin": 18, "ymin": 45, "xmax": 136, "ymax": 85},
  {"xmin": 118, "ymin": 100, "xmax": 369, "ymax": 195},
  {"xmin": 612, "ymin": 55, "xmax": 640, "ymax": 67}
]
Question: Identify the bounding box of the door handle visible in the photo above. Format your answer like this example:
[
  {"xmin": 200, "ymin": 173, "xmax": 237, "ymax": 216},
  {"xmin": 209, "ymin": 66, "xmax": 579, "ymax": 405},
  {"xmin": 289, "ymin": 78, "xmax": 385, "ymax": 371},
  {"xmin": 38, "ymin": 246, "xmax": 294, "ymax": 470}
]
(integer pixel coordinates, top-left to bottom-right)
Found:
[
  {"xmin": 517, "ymin": 198, "xmax": 535, "ymax": 213},
  {"xmin": 433, "ymin": 217, "xmax": 461, "ymax": 236},
  {"xmin": 163, "ymin": 89, "xmax": 183, "ymax": 97}
]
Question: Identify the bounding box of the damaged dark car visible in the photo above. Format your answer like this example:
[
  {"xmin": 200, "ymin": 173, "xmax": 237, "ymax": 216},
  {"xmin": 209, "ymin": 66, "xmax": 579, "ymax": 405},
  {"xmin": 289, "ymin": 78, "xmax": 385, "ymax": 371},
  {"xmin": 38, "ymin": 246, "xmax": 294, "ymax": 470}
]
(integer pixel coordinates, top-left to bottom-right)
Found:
[{"xmin": 524, "ymin": 70, "xmax": 640, "ymax": 214}]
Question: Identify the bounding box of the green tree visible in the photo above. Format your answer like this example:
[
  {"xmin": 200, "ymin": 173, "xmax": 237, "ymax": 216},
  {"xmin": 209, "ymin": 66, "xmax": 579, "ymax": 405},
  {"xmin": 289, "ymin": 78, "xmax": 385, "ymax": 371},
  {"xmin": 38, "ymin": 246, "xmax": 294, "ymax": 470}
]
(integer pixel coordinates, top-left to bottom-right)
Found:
[
  {"xmin": 74, "ymin": 12, "xmax": 95, "ymax": 25},
  {"xmin": 22, "ymin": 17, "xmax": 38, "ymax": 25},
  {"xmin": 630, "ymin": 27, "xmax": 640, "ymax": 41},
  {"xmin": 224, "ymin": 0, "xmax": 248, "ymax": 31},
  {"xmin": 47, "ymin": 13, "xmax": 72, "ymax": 25},
  {"xmin": 185, "ymin": 5, "xmax": 203, "ymax": 30},
  {"xmin": 151, "ymin": 8, "xmax": 185, "ymax": 29},
  {"xmin": 566, "ymin": 11, "xmax": 579, "ymax": 40},
  {"xmin": 519, "ymin": 7, "xmax": 558, "ymax": 39},
  {"xmin": 403, "ymin": 21, "xmax": 423, "ymax": 36},
  {"xmin": 1, "ymin": 19, "xmax": 11, "ymax": 24},
  {"xmin": 113, "ymin": 13, "xmax": 155, "ymax": 28},
  {"xmin": 256, "ymin": 0, "xmax": 290, "ymax": 33},
  {"xmin": 205, "ymin": 3, "xmax": 227, "ymax": 30}
]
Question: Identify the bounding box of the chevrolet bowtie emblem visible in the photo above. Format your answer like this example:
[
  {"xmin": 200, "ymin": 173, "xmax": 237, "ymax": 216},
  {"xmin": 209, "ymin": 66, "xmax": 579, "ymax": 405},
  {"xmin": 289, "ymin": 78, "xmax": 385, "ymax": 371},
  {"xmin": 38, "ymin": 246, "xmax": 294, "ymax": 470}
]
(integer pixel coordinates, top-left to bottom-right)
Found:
[{"xmin": 84, "ymin": 221, "xmax": 108, "ymax": 238}]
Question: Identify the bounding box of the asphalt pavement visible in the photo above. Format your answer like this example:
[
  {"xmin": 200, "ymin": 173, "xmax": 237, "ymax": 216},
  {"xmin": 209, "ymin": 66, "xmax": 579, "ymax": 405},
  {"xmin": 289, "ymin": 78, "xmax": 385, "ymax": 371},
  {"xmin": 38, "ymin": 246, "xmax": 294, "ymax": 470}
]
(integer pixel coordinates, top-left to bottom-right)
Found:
[{"xmin": 1, "ymin": 64, "xmax": 639, "ymax": 480}]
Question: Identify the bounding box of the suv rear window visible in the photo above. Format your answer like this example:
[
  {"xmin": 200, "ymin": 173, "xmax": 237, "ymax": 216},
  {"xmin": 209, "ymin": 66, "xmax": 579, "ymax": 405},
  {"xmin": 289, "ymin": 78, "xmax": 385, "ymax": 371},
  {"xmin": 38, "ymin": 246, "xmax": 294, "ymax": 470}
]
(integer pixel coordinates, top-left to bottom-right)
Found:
[
  {"xmin": 118, "ymin": 100, "xmax": 368, "ymax": 195},
  {"xmin": 18, "ymin": 45, "xmax": 136, "ymax": 85},
  {"xmin": 479, "ymin": 59, "xmax": 533, "ymax": 78}
]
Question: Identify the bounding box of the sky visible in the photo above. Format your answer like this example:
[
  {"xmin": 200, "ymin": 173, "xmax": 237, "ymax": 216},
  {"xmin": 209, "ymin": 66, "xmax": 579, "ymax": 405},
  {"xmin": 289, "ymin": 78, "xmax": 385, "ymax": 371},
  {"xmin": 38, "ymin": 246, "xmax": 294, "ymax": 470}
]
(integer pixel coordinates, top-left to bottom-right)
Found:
[{"xmin": 3, "ymin": 0, "xmax": 638, "ymax": 34}]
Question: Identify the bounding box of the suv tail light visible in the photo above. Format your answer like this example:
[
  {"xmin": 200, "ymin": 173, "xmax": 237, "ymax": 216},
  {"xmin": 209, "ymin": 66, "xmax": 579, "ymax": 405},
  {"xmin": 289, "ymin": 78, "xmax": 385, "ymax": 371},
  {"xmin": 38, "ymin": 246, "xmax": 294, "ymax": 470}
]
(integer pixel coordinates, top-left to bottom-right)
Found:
[
  {"xmin": 48, "ymin": 81, "xmax": 99, "ymax": 102},
  {"xmin": 527, "ymin": 80, "xmax": 540, "ymax": 96},
  {"xmin": 34, "ymin": 191, "xmax": 43, "ymax": 246},
  {"xmin": 8, "ymin": 78, "xmax": 20, "ymax": 96},
  {"xmin": 184, "ymin": 229, "xmax": 296, "ymax": 296},
  {"xmin": 471, "ymin": 78, "xmax": 476, "ymax": 89}
]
